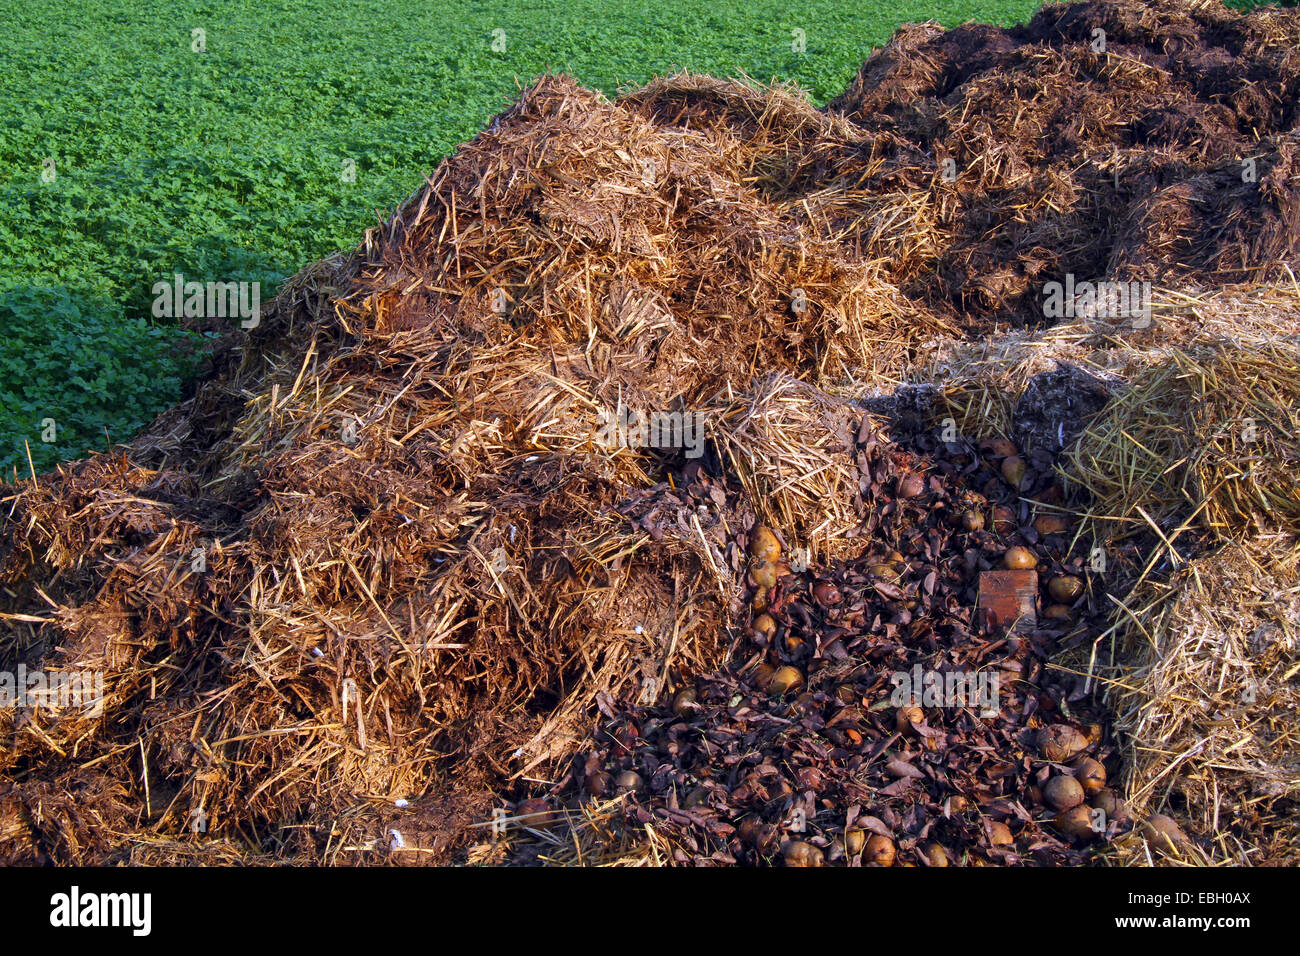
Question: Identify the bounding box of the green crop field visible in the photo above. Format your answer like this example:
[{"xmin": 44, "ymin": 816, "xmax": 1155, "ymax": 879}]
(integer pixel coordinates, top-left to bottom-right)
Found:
[{"xmin": 0, "ymin": 0, "xmax": 1277, "ymax": 475}]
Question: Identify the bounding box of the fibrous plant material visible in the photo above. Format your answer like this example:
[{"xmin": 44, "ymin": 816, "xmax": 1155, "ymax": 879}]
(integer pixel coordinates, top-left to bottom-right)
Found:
[
  {"xmin": 1064, "ymin": 342, "xmax": 1300, "ymax": 542},
  {"xmin": 4, "ymin": 0, "xmax": 1300, "ymax": 867},
  {"xmin": 1103, "ymin": 537, "xmax": 1300, "ymax": 866},
  {"xmin": 710, "ymin": 373, "xmax": 867, "ymax": 565},
  {"xmin": 0, "ymin": 71, "xmax": 946, "ymax": 865},
  {"xmin": 830, "ymin": 0, "xmax": 1300, "ymax": 320}
]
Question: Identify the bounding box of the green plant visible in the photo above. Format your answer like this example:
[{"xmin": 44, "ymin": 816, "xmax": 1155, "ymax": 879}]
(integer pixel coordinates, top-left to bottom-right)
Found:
[
  {"xmin": 0, "ymin": 0, "xmax": 1047, "ymax": 474},
  {"xmin": 0, "ymin": 285, "xmax": 204, "ymax": 477}
]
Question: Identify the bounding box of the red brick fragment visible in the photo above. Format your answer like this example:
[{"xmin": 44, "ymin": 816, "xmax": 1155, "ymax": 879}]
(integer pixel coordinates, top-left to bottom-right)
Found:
[{"xmin": 978, "ymin": 569, "xmax": 1038, "ymax": 633}]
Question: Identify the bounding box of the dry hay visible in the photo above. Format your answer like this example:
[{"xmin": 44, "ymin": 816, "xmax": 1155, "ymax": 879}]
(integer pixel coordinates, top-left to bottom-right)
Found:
[
  {"xmin": 709, "ymin": 373, "xmax": 866, "ymax": 565},
  {"xmin": 469, "ymin": 794, "xmax": 680, "ymax": 867},
  {"xmin": 4, "ymin": 0, "xmax": 1300, "ymax": 866},
  {"xmin": 0, "ymin": 72, "xmax": 951, "ymax": 865},
  {"xmin": 1099, "ymin": 536, "xmax": 1300, "ymax": 866},
  {"xmin": 1064, "ymin": 340, "xmax": 1300, "ymax": 543},
  {"xmin": 906, "ymin": 275, "xmax": 1300, "ymax": 457}
]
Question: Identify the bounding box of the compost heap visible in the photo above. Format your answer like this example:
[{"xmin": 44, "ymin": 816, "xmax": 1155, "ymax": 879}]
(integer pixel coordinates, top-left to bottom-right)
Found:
[{"xmin": 2, "ymin": 0, "xmax": 1299, "ymax": 866}]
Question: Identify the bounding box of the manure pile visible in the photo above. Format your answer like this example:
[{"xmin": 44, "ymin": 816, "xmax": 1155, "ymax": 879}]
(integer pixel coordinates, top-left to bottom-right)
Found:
[{"xmin": 3, "ymin": 0, "xmax": 1299, "ymax": 866}]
